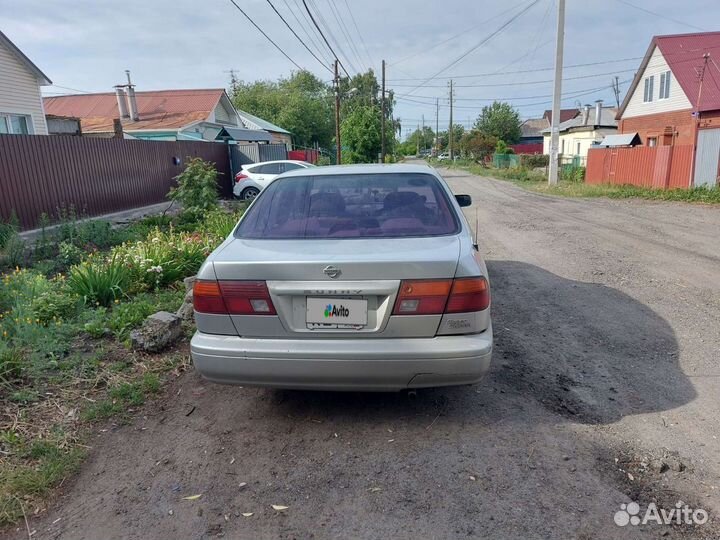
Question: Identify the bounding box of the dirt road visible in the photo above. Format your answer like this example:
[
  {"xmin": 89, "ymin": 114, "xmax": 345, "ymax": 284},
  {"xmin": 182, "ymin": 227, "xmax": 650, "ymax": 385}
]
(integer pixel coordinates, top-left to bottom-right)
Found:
[{"xmin": 12, "ymin": 167, "xmax": 720, "ymax": 539}]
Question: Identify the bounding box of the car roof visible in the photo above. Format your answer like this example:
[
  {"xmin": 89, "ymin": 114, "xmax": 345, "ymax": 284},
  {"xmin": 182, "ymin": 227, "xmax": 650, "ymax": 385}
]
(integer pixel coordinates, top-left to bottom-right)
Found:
[
  {"xmin": 244, "ymin": 160, "xmax": 310, "ymax": 167},
  {"xmin": 278, "ymin": 162, "xmax": 435, "ymax": 178}
]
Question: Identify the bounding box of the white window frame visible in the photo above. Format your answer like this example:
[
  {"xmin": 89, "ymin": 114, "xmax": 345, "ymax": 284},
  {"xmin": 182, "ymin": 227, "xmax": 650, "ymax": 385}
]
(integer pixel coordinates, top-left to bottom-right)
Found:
[
  {"xmin": 659, "ymin": 71, "xmax": 671, "ymax": 100},
  {"xmin": 643, "ymin": 76, "xmax": 654, "ymax": 103},
  {"xmin": 0, "ymin": 113, "xmax": 33, "ymax": 134}
]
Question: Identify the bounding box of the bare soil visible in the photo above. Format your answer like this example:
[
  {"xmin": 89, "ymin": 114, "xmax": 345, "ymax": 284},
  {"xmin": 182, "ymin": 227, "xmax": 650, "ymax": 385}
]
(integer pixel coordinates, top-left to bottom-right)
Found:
[{"xmin": 7, "ymin": 167, "xmax": 720, "ymax": 540}]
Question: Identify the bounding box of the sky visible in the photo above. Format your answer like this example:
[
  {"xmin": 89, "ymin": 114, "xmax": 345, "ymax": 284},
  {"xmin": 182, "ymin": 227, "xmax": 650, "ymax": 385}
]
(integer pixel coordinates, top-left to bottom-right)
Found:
[{"xmin": 2, "ymin": 0, "xmax": 718, "ymax": 140}]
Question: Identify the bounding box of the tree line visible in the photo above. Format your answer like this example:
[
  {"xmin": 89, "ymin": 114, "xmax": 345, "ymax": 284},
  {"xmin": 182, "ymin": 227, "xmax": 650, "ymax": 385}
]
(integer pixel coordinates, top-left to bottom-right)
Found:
[
  {"xmin": 397, "ymin": 101, "xmax": 523, "ymax": 160},
  {"xmin": 230, "ymin": 71, "xmax": 523, "ymax": 163},
  {"xmin": 230, "ymin": 69, "xmax": 396, "ymax": 164}
]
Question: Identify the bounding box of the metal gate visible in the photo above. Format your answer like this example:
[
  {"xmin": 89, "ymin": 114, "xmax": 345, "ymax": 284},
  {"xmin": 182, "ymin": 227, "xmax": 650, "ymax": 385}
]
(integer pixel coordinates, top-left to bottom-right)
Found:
[
  {"xmin": 230, "ymin": 143, "xmax": 288, "ymax": 171},
  {"xmin": 693, "ymin": 128, "xmax": 720, "ymax": 187}
]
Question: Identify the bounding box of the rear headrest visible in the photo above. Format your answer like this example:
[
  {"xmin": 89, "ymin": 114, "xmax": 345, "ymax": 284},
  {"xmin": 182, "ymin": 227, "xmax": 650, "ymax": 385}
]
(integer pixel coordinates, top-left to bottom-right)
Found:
[
  {"xmin": 383, "ymin": 191, "xmax": 424, "ymax": 211},
  {"xmin": 309, "ymin": 192, "xmax": 346, "ymax": 216}
]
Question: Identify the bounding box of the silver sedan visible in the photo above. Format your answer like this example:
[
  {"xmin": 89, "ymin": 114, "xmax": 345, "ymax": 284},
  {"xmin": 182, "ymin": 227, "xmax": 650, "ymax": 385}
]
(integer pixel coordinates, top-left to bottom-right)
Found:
[{"xmin": 191, "ymin": 163, "xmax": 492, "ymax": 391}]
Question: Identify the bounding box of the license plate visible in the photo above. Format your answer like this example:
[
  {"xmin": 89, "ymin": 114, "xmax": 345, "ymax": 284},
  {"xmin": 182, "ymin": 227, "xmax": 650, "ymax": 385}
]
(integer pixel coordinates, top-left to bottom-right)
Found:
[{"xmin": 306, "ymin": 297, "xmax": 367, "ymax": 326}]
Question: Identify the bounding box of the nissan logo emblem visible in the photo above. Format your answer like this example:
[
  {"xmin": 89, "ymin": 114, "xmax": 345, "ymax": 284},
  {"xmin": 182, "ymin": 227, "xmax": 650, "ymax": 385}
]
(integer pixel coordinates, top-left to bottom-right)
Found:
[{"xmin": 323, "ymin": 265, "xmax": 341, "ymax": 279}]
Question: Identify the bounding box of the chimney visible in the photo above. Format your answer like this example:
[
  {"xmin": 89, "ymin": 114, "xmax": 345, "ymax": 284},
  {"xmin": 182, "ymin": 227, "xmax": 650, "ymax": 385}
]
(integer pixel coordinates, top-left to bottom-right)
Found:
[
  {"xmin": 125, "ymin": 70, "xmax": 140, "ymax": 122},
  {"xmin": 595, "ymin": 99, "xmax": 603, "ymax": 126},
  {"xmin": 113, "ymin": 118, "xmax": 124, "ymax": 139},
  {"xmin": 582, "ymin": 104, "xmax": 590, "ymax": 126},
  {"xmin": 114, "ymin": 86, "xmax": 130, "ymax": 119}
]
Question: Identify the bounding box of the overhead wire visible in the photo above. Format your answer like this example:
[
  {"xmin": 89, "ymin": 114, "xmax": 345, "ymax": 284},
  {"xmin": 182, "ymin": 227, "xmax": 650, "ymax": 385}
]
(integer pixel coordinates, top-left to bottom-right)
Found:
[
  {"xmin": 227, "ymin": 0, "xmax": 303, "ymax": 70},
  {"xmin": 308, "ymin": 0, "xmax": 359, "ymax": 74},
  {"xmin": 342, "ymin": 0, "xmax": 375, "ymax": 69},
  {"xmin": 301, "ymin": 0, "xmax": 352, "ymax": 77},
  {"xmin": 389, "ymin": 0, "xmax": 533, "ymax": 67},
  {"xmin": 324, "ymin": 0, "xmax": 367, "ymax": 72},
  {"xmin": 403, "ymin": 0, "xmax": 541, "ymax": 96},
  {"xmin": 265, "ymin": 0, "xmax": 333, "ymax": 73},
  {"xmin": 288, "ymin": 0, "xmax": 334, "ymax": 65}
]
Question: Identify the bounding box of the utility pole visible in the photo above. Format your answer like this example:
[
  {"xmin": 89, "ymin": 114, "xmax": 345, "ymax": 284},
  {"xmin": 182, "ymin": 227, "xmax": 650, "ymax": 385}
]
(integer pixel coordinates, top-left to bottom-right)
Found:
[
  {"xmin": 611, "ymin": 76, "xmax": 621, "ymax": 108},
  {"xmin": 435, "ymin": 98, "xmax": 439, "ymax": 156},
  {"xmin": 416, "ymin": 123, "xmax": 420, "ymax": 156},
  {"xmin": 421, "ymin": 114, "xmax": 425, "ymax": 154},
  {"xmin": 689, "ymin": 53, "xmax": 710, "ymax": 186},
  {"xmin": 548, "ymin": 0, "xmax": 565, "ymax": 185},
  {"xmin": 381, "ymin": 59, "xmax": 386, "ymax": 163},
  {"xmin": 448, "ymin": 80, "xmax": 454, "ymax": 160},
  {"xmin": 334, "ymin": 59, "xmax": 342, "ymax": 164}
]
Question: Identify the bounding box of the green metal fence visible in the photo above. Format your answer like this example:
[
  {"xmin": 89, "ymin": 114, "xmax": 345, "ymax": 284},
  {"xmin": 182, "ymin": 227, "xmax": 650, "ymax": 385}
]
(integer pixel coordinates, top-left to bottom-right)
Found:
[{"xmin": 492, "ymin": 153, "xmax": 520, "ymax": 168}]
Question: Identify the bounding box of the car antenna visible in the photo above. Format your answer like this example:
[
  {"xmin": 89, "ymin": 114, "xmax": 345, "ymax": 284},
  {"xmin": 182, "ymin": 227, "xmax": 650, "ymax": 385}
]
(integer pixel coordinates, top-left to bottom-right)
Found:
[{"xmin": 473, "ymin": 207, "xmax": 479, "ymax": 251}]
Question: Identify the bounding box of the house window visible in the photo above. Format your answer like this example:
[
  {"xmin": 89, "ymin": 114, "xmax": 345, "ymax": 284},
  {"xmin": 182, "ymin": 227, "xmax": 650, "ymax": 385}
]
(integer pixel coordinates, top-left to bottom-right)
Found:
[
  {"xmin": 0, "ymin": 113, "xmax": 31, "ymax": 134},
  {"xmin": 643, "ymin": 76, "xmax": 654, "ymax": 102},
  {"xmin": 648, "ymin": 137, "xmax": 657, "ymax": 147},
  {"xmin": 659, "ymin": 71, "xmax": 671, "ymax": 99},
  {"xmin": 576, "ymin": 142, "xmax": 581, "ymax": 155}
]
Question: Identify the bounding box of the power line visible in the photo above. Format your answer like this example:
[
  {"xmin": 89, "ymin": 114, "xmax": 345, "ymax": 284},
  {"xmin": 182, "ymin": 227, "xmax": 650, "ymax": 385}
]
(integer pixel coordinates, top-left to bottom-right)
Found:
[
  {"xmin": 287, "ymin": 0, "xmax": 334, "ymax": 64},
  {"xmin": 394, "ymin": 80, "xmax": 630, "ymax": 109},
  {"xmin": 391, "ymin": 68, "xmax": 637, "ymax": 89},
  {"xmin": 386, "ymin": 56, "xmax": 643, "ymax": 81},
  {"xmin": 342, "ymin": 0, "xmax": 374, "ymax": 68},
  {"xmin": 227, "ymin": 0, "xmax": 303, "ymax": 70},
  {"xmin": 265, "ymin": 0, "xmax": 332, "ymax": 73},
  {"xmin": 389, "ymin": 0, "xmax": 532, "ymax": 67},
  {"xmin": 309, "ymin": 0, "xmax": 358, "ymax": 74},
  {"xmin": 404, "ymin": 0, "xmax": 541, "ymax": 96},
  {"xmin": 325, "ymin": 0, "xmax": 366, "ymax": 72},
  {"xmin": 614, "ymin": 0, "xmax": 705, "ymax": 32},
  {"xmin": 302, "ymin": 0, "xmax": 351, "ymax": 77}
]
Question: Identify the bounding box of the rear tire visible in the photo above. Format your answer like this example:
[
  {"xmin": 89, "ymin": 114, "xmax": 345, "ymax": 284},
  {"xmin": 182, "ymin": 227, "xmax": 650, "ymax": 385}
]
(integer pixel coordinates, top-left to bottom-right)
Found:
[{"xmin": 241, "ymin": 187, "xmax": 260, "ymax": 201}]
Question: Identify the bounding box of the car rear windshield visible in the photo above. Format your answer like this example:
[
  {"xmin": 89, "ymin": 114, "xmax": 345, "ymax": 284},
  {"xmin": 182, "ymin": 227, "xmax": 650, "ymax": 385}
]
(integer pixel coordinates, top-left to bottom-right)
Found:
[{"xmin": 235, "ymin": 173, "xmax": 460, "ymax": 239}]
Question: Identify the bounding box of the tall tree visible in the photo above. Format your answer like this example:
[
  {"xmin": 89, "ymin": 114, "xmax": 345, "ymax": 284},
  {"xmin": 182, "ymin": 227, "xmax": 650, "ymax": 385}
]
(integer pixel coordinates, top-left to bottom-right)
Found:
[
  {"xmin": 473, "ymin": 101, "xmax": 522, "ymax": 144},
  {"xmin": 229, "ymin": 70, "xmax": 334, "ymax": 149},
  {"xmin": 340, "ymin": 105, "xmax": 382, "ymax": 163}
]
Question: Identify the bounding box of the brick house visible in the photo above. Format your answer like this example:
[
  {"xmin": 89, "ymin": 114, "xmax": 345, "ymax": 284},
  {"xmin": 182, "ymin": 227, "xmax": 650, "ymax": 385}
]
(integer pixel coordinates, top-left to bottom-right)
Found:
[{"xmin": 616, "ymin": 31, "xmax": 720, "ymax": 187}]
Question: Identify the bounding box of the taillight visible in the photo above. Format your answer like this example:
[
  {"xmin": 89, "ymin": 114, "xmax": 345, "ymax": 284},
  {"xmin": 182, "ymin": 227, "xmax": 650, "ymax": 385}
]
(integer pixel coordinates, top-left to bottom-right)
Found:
[
  {"xmin": 193, "ymin": 280, "xmax": 226, "ymax": 314},
  {"xmin": 392, "ymin": 277, "xmax": 490, "ymax": 315},
  {"xmin": 193, "ymin": 280, "xmax": 276, "ymax": 315},
  {"xmin": 446, "ymin": 277, "xmax": 490, "ymax": 313},
  {"xmin": 393, "ymin": 279, "xmax": 452, "ymax": 315},
  {"xmin": 235, "ymin": 173, "xmax": 248, "ymax": 183}
]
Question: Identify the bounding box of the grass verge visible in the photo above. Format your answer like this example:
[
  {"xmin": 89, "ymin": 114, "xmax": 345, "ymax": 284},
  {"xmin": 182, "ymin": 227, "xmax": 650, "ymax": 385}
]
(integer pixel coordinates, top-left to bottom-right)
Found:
[{"xmin": 443, "ymin": 161, "xmax": 720, "ymax": 204}]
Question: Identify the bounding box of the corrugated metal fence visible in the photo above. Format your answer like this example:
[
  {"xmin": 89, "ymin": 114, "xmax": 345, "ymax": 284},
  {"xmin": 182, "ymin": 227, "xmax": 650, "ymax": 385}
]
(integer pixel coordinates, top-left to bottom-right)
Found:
[
  {"xmin": 231, "ymin": 143, "xmax": 288, "ymax": 171},
  {"xmin": 585, "ymin": 145, "xmax": 693, "ymax": 189},
  {"xmin": 0, "ymin": 134, "xmax": 232, "ymax": 230}
]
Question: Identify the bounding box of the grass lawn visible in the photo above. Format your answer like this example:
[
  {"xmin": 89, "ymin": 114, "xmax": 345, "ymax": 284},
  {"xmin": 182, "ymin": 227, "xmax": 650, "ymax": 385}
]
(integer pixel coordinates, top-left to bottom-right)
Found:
[
  {"xmin": 0, "ymin": 160, "xmax": 245, "ymax": 525},
  {"xmin": 442, "ymin": 160, "xmax": 720, "ymax": 204}
]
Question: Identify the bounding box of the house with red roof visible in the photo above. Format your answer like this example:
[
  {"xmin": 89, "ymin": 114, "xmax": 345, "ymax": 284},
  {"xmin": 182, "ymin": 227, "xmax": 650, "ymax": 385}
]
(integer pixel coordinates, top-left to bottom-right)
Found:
[
  {"xmin": 43, "ymin": 86, "xmax": 287, "ymax": 145},
  {"xmin": 616, "ymin": 31, "xmax": 720, "ymax": 187}
]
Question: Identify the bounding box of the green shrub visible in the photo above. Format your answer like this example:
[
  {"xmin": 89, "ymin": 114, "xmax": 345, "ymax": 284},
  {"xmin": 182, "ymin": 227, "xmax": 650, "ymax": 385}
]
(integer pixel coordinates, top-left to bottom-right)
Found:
[
  {"xmin": 31, "ymin": 289, "xmax": 80, "ymax": 325},
  {"xmin": 112, "ymin": 228, "xmax": 213, "ymax": 291},
  {"xmin": 68, "ymin": 255, "xmax": 129, "ymax": 306},
  {"xmin": 168, "ymin": 157, "xmax": 220, "ymax": 217},
  {"xmin": 58, "ymin": 242, "xmax": 85, "ymax": 267},
  {"xmin": 0, "ymin": 212, "xmax": 19, "ymax": 251},
  {"xmin": 200, "ymin": 208, "xmax": 244, "ymax": 239},
  {"xmin": 1, "ymin": 233, "xmax": 26, "ymax": 268},
  {"xmin": 519, "ymin": 154, "xmax": 549, "ymax": 168}
]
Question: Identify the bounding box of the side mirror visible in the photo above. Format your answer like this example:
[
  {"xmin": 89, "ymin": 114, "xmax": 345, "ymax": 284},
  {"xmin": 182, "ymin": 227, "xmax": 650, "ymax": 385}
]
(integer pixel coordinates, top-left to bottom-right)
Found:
[{"xmin": 455, "ymin": 194, "xmax": 472, "ymax": 207}]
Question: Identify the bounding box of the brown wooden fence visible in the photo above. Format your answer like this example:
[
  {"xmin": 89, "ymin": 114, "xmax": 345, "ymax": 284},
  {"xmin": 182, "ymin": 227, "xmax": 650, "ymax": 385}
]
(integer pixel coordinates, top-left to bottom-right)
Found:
[
  {"xmin": 0, "ymin": 134, "xmax": 232, "ymax": 230},
  {"xmin": 585, "ymin": 145, "xmax": 693, "ymax": 189}
]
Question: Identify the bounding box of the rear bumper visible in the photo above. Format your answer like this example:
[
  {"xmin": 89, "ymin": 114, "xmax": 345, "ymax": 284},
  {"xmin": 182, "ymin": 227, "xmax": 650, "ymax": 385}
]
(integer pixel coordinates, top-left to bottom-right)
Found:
[{"xmin": 190, "ymin": 325, "xmax": 493, "ymax": 391}]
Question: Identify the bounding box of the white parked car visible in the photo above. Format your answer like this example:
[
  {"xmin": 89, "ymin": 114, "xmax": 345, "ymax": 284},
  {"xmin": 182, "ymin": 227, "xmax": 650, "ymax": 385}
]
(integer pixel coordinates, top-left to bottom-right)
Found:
[{"xmin": 233, "ymin": 160, "xmax": 315, "ymax": 200}]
